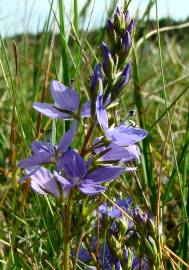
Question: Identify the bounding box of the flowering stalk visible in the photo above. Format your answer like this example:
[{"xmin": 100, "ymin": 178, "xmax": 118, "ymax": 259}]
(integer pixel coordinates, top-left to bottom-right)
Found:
[
  {"xmin": 63, "ymin": 191, "xmax": 73, "ymax": 270},
  {"xmin": 17, "ymin": 5, "xmax": 149, "ymax": 270}
]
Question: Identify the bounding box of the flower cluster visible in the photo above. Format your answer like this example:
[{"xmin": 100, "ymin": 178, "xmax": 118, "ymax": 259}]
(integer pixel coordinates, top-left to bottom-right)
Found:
[
  {"xmin": 18, "ymin": 7, "xmax": 147, "ymax": 198},
  {"xmin": 17, "ymin": 6, "xmax": 151, "ymax": 270},
  {"xmin": 78, "ymin": 200, "xmax": 159, "ymax": 270},
  {"xmin": 18, "ymin": 75, "xmax": 147, "ymax": 196}
]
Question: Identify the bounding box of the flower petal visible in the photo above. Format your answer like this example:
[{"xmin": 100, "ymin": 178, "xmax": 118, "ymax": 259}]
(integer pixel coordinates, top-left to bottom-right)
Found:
[
  {"xmin": 96, "ymin": 80, "xmax": 108, "ymax": 131},
  {"xmin": 33, "ymin": 102, "xmax": 69, "ymax": 118},
  {"xmin": 106, "ymin": 125, "xmax": 148, "ymax": 146},
  {"xmin": 79, "ymin": 183, "xmax": 106, "ymax": 195},
  {"xmin": 54, "ymin": 171, "xmax": 72, "ymax": 186},
  {"xmin": 18, "ymin": 152, "xmax": 53, "ymax": 168},
  {"xmin": 94, "ymin": 142, "xmax": 138, "ymax": 162},
  {"xmin": 30, "ymin": 141, "xmax": 54, "ymax": 154},
  {"xmin": 50, "ymin": 80, "xmax": 80, "ymax": 112},
  {"xmin": 57, "ymin": 149, "xmax": 88, "ymax": 180},
  {"xmin": 124, "ymin": 144, "xmax": 140, "ymax": 162},
  {"xmin": 85, "ymin": 166, "xmax": 124, "ymax": 183},
  {"xmin": 81, "ymin": 100, "xmax": 91, "ymax": 117},
  {"xmin": 29, "ymin": 167, "xmax": 59, "ymax": 197},
  {"xmin": 18, "ymin": 166, "xmax": 40, "ymax": 182},
  {"xmin": 57, "ymin": 121, "xmax": 78, "ymax": 153}
]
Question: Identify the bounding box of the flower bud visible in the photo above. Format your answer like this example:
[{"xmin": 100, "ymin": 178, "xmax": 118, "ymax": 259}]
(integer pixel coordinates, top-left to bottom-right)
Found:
[
  {"xmin": 123, "ymin": 248, "xmax": 133, "ymax": 269},
  {"xmin": 122, "ymin": 30, "xmax": 131, "ymax": 51},
  {"xmin": 133, "ymin": 208, "xmax": 148, "ymax": 235},
  {"xmin": 101, "ymin": 42, "xmax": 114, "ymax": 78},
  {"xmin": 111, "ymin": 63, "xmax": 130, "ymax": 101},
  {"xmin": 116, "ymin": 217, "xmax": 128, "ymax": 240},
  {"xmin": 125, "ymin": 10, "xmax": 130, "ymax": 23},
  {"xmin": 90, "ymin": 64, "xmax": 102, "ymax": 94},
  {"xmin": 126, "ymin": 230, "xmax": 140, "ymax": 248},
  {"xmin": 108, "ymin": 235, "xmax": 122, "ymax": 258},
  {"xmin": 114, "ymin": 7, "xmax": 125, "ymax": 33},
  {"xmin": 90, "ymin": 64, "xmax": 102, "ymax": 116},
  {"xmin": 144, "ymin": 236, "xmax": 158, "ymax": 264},
  {"xmin": 146, "ymin": 214, "xmax": 157, "ymax": 239},
  {"xmin": 107, "ymin": 19, "xmax": 116, "ymax": 43},
  {"xmin": 128, "ymin": 19, "xmax": 135, "ymax": 33}
]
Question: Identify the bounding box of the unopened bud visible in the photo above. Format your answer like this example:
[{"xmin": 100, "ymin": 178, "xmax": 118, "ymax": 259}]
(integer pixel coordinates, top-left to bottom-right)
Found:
[
  {"xmin": 133, "ymin": 208, "xmax": 148, "ymax": 235},
  {"xmin": 108, "ymin": 235, "xmax": 122, "ymax": 257},
  {"xmin": 101, "ymin": 42, "xmax": 114, "ymax": 78},
  {"xmin": 122, "ymin": 31, "xmax": 131, "ymax": 51},
  {"xmin": 90, "ymin": 64, "xmax": 102, "ymax": 94},
  {"xmin": 146, "ymin": 214, "xmax": 157, "ymax": 239},
  {"xmin": 90, "ymin": 64, "xmax": 102, "ymax": 116},
  {"xmin": 114, "ymin": 7, "xmax": 125, "ymax": 33},
  {"xmin": 111, "ymin": 63, "xmax": 130, "ymax": 101},
  {"xmin": 125, "ymin": 10, "xmax": 130, "ymax": 23},
  {"xmin": 128, "ymin": 19, "xmax": 135, "ymax": 33},
  {"xmin": 107, "ymin": 19, "xmax": 116, "ymax": 43},
  {"xmin": 124, "ymin": 248, "xmax": 133, "ymax": 269},
  {"xmin": 144, "ymin": 236, "xmax": 158, "ymax": 264},
  {"xmin": 116, "ymin": 217, "xmax": 128, "ymax": 240}
]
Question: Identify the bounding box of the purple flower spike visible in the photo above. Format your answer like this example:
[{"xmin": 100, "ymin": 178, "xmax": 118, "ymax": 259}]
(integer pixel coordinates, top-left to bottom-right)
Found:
[
  {"xmin": 33, "ymin": 80, "xmax": 90, "ymax": 120},
  {"xmin": 123, "ymin": 31, "xmax": 131, "ymax": 50},
  {"xmin": 56, "ymin": 149, "xmax": 124, "ymax": 195},
  {"xmin": 128, "ymin": 19, "xmax": 135, "ymax": 32}
]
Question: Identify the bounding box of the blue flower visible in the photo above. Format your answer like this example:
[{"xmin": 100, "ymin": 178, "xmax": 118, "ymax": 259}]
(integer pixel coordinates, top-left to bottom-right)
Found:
[
  {"xmin": 55, "ymin": 149, "xmax": 125, "ymax": 195},
  {"xmin": 19, "ymin": 148, "xmax": 125, "ymax": 197}
]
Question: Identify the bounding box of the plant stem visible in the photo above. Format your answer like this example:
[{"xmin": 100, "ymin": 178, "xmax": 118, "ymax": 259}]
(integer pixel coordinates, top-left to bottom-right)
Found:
[
  {"xmin": 80, "ymin": 120, "xmax": 96, "ymax": 157},
  {"xmin": 63, "ymin": 192, "xmax": 73, "ymax": 270},
  {"xmin": 73, "ymin": 231, "xmax": 85, "ymax": 270}
]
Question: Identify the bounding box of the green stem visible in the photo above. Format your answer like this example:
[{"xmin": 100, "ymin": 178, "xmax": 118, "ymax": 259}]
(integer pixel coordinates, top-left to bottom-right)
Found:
[
  {"xmin": 80, "ymin": 120, "xmax": 96, "ymax": 157},
  {"xmin": 63, "ymin": 192, "xmax": 73, "ymax": 270}
]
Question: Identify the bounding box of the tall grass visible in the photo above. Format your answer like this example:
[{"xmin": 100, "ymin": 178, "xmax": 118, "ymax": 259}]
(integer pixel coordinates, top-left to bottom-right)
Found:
[{"xmin": 0, "ymin": 0, "xmax": 189, "ymax": 269}]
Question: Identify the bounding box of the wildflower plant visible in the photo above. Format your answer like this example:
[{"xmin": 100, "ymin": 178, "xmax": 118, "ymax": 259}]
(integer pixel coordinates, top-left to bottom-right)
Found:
[{"xmin": 16, "ymin": 5, "xmax": 160, "ymax": 270}]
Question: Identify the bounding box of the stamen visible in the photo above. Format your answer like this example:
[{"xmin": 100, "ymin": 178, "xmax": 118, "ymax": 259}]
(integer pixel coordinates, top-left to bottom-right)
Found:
[{"xmin": 121, "ymin": 110, "xmax": 135, "ymax": 124}]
